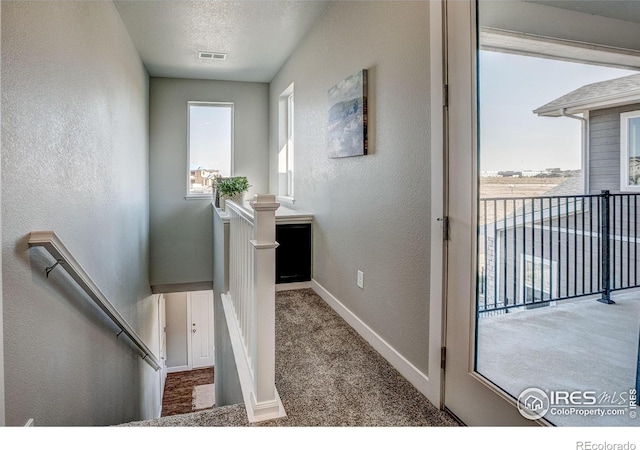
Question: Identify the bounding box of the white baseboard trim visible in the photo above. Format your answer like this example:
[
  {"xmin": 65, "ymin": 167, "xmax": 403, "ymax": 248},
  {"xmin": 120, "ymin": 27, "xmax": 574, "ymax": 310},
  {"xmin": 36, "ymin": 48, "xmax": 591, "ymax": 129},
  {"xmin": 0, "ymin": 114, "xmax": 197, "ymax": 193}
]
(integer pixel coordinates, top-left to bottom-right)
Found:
[
  {"xmin": 311, "ymin": 279, "xmax": 432, "ymax": 398},
  {"xmin": 221, "ymin": 292, "xmax": 286, "ymax": 423},
  {"xmin": 276, "ymin": 281, "xmax": 312, "ymax": 292},
  {"xmin": 166, "ymin": 365, "xmax": 189, "ymax": 374}
]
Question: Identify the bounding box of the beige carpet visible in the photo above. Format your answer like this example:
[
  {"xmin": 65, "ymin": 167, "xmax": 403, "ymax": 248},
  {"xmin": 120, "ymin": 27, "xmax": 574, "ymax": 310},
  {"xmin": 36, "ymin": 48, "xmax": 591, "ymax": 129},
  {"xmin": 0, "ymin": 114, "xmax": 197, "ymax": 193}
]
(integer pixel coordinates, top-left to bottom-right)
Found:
[{"xmin": 122, "ymin": 289, "xmax": 459, "ymax": 427}]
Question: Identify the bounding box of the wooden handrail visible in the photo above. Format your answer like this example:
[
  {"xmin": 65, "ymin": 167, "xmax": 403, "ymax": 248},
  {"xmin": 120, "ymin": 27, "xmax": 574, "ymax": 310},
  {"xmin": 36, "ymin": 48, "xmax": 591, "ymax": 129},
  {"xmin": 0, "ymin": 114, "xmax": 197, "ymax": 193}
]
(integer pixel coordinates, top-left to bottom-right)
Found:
[{"xmin": 28, "ymin": 231, "xmax": 161, "ymax": 371}]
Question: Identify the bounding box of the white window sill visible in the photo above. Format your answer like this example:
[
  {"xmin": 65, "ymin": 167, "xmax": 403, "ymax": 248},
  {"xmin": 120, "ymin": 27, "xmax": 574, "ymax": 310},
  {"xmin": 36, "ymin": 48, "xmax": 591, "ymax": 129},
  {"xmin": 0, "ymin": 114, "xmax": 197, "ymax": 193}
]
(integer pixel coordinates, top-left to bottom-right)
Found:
[
  {"xmin": 185, "ymin": 194, "xmax": 213, "ymax": 201},
  {"xmin": 277, "ymin": 196, "xmax": 295, "ymax": 205}
]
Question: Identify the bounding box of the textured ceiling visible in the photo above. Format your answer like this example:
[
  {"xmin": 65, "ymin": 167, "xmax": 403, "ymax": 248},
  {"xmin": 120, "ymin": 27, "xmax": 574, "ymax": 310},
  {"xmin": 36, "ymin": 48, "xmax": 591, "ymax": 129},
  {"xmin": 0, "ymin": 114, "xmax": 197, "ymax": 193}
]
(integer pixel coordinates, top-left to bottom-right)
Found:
[{"xmin": 113, "ymin": 0, "xmax": 331, "ymax": 82}]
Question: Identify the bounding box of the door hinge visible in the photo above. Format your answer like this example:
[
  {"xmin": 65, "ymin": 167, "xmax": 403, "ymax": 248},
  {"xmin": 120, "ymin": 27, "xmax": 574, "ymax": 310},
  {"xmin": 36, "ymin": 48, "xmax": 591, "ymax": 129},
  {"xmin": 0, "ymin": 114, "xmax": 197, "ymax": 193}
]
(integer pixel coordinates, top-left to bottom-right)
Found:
[
  {"xmin": 440, "ymin": 346, "xmax": 446, "ymax": 370},
  {"xmin": 437, "ymin": 216, "xmax": 449, "ymax": 241},
  {"xmin": 443, "ymin": 84, "xmax": 449, "ymax": 108}
]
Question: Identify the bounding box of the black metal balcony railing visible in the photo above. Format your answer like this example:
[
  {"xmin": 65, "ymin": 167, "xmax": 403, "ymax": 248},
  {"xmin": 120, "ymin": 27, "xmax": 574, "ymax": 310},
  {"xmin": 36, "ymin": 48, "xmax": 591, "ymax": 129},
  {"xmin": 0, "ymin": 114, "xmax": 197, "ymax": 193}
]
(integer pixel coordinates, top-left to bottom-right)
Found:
[{"xmin": 477, "ymin": 190, "xmax": 640, "ymax": 315}]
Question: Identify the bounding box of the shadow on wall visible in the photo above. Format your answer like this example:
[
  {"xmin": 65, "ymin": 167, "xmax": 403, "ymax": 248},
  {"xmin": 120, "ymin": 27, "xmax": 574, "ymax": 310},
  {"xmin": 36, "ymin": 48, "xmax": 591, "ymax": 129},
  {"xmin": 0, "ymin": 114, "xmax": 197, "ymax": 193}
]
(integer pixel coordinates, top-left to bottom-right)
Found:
[{"xmin": 28, "ymin": 244, "xmax": 124, "ymax": 337}]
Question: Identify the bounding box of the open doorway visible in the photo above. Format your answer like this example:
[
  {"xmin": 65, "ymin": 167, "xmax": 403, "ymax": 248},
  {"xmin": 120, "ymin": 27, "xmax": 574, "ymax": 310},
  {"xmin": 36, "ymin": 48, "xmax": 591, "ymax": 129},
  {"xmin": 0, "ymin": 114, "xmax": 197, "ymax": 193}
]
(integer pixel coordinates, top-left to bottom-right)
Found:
[
  {"xmin": 161, "ymin": 290, "xmax": 215, "ymax": 416},
  {"xmin": 475, "ymin": 46, "xmax": 640, "ymax": 428},
  {"xmin": 444, "ymin": 0, "xmax": 640, "ymax": 427}
]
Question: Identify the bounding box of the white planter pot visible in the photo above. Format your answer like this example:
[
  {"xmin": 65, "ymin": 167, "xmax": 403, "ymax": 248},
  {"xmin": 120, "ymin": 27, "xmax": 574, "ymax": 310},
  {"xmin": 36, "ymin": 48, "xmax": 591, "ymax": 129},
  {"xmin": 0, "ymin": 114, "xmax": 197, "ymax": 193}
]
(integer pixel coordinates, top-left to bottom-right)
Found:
[{"xmin": 221, "ymin": 193, "xmax": 244, "ymax": 211}]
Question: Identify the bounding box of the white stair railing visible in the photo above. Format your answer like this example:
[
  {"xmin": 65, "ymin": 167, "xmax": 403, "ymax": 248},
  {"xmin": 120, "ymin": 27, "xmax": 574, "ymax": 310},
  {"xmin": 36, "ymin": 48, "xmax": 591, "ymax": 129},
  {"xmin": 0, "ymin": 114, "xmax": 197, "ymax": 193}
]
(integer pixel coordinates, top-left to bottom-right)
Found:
[{"xmin": 221, "ymin": 194, "xmax": 285, "ymax": 422}]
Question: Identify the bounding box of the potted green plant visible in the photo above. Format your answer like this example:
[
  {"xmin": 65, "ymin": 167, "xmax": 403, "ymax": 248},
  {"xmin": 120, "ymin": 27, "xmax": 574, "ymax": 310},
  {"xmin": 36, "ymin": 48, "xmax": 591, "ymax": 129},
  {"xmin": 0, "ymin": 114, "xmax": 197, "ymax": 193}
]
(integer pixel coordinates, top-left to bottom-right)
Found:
[{"xmin": 215, "ymin": 176, "xmax": 250, "ymax": 211}]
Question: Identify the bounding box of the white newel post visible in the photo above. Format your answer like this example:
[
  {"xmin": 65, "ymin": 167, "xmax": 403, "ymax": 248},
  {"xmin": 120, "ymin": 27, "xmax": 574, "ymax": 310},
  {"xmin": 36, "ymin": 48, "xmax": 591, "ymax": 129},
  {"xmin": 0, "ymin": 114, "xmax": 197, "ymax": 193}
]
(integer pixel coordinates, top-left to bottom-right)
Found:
[{"xmin": 249, "ymin": 194, "xmax": 281, "ymax": 415}]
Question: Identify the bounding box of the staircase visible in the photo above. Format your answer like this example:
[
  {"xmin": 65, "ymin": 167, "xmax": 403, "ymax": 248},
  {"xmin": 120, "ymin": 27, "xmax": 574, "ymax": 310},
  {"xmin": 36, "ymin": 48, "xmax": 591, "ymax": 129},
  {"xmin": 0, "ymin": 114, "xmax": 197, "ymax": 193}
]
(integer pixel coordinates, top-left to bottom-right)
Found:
[
  {"xmin": 119, "ymin": 289, "xmax": 459, "ymax": 427},
  {"xmin": 119, "ymin": 404, "xmax": 250, "ymax": 427}
]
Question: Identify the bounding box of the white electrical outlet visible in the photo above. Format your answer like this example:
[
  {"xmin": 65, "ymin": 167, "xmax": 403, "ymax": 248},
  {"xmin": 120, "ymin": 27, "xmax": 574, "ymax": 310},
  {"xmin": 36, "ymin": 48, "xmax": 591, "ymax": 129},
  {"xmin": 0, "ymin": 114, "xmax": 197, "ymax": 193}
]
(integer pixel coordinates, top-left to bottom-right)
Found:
[{"xmin": 357, "ymin": 270, "xmax": 364, "ymax": 289}]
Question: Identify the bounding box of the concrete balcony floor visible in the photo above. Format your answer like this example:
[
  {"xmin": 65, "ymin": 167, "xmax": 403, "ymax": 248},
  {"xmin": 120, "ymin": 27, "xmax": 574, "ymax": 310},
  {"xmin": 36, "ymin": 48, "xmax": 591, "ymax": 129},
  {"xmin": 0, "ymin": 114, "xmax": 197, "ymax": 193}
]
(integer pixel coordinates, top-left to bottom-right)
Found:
[{"xmin": 477, "ymin": 290, "xmax": 640, "ymax": 426}]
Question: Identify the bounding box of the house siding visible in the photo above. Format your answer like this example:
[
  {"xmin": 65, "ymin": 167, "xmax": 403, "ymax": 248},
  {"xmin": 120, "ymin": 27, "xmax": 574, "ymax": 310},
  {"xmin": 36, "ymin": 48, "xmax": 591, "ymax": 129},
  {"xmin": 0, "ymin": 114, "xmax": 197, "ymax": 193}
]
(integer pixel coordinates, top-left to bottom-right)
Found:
[
  {"xmin": 589, "ymin": 104, "xmax": 640, "ymax": 194},
  {"xmin": 493, "ymin": 216, "xmax": 600, "ymax": 306},
  {"xmin": 485, "ymin": 203, "xmax": 640, "ymax": 311}
]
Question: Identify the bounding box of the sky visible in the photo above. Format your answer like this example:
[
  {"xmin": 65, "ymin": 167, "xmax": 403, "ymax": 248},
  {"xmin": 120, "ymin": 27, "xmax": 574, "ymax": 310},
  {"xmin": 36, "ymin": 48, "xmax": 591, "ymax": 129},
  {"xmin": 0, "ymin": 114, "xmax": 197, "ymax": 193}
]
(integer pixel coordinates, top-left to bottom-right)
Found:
[
  {"xmin": 479, "ymin": 51, "xmax": 639, "ymax": 172},
  {"xmin": 189, "ymin": 104, "xmax": 232, "ymax": 175}
]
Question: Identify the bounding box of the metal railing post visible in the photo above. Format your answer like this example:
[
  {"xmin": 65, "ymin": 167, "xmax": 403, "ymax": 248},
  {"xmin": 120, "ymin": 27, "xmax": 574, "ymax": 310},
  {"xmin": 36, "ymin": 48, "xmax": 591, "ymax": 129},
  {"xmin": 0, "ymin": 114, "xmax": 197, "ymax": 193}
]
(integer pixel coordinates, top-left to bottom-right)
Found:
[{"xmin": 599, "ymin": 190, "xmax": 615, "ymax": 304}]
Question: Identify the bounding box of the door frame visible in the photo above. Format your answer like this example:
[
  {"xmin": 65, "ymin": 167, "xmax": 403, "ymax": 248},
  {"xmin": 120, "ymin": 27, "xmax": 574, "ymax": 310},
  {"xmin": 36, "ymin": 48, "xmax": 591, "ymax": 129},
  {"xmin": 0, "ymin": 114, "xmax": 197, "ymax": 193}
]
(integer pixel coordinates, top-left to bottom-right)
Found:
[{"xmin": 427, "ymin": 0, "xmax": 446, "ymax": 408}]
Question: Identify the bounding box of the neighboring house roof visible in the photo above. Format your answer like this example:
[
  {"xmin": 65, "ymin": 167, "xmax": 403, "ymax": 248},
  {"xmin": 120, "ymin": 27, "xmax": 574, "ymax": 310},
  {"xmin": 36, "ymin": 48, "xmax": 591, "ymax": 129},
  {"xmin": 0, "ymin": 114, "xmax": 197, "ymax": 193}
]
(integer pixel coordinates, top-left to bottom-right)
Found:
[
  {"xmin": 488, "ymin": 174, "xmax": 584, "ymax": 234},
  {"xmin": 541, "ymin": 174, "xmax": 583, "ymax": 197},
  {"xmin": 534, "ymin": 73, "xmax": 640, "ymax": 117}
]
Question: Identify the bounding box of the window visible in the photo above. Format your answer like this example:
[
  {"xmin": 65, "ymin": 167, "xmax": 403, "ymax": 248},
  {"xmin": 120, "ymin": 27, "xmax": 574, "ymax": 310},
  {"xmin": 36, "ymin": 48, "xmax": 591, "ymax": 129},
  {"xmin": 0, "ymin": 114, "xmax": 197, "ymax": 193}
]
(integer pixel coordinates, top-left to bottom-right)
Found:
[
  {"xmin": 187, "ymin": 102, "xmax": 233, "ymax": 198},
  {"xmin": 278, "ymin": 84, "xmax": 294, "ymax": 201},
  {"xmin": 520, "ymin": 255, "xmax": 557, "ymax": 303},
  {"xmin": 620, "ymin": 110, "xmax": 640, "ymax": 192}
]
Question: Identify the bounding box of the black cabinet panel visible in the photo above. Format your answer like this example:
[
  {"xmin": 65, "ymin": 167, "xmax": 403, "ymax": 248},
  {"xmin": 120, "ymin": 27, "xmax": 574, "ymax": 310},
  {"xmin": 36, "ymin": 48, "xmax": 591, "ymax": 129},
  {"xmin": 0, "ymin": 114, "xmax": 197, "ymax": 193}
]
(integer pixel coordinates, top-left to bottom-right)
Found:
[{"xmin": 276, "ymin": 224, "xmax": 311, "ymax": 284}]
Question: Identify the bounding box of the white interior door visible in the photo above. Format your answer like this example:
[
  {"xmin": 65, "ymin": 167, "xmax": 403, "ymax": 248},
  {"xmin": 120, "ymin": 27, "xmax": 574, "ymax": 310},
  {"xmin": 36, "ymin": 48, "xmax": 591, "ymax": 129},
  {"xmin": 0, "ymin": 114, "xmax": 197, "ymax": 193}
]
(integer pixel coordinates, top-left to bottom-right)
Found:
[
  {"xmin": 443, "ymin": 0, "xmax": 537, "ymax": 426},
  {"xmin": 158, "ymin": 294, "xmax": 167, "ymax": 398},
  {"xmin": 189, "ymin": 290, "xmax": 214, "ymax": 369},
  {"xmin": 159, "ymin": 294, "xmax": 166, "ymax": 368}
]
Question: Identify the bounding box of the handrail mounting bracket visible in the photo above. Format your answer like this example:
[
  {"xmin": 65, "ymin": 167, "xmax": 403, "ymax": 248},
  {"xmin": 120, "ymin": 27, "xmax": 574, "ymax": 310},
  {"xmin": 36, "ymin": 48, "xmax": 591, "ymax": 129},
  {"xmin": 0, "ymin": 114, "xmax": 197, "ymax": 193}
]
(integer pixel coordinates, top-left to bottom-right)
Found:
[{"xmin": 45, "ymin": 259, "xmax": 66, "ymax": 278}]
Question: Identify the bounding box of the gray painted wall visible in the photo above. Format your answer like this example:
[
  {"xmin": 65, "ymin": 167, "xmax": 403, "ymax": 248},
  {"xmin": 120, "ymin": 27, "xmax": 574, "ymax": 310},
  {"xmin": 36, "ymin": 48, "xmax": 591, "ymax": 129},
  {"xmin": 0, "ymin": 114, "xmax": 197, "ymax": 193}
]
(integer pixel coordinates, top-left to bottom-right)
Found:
[
  {"xmin": 0, "ymin": 0, "xmax": 4, "ymax": 427},
  {"xmin": 149, "ymin": 78, "xmax": 269, "ymax": 288},
  {"xmin": 269, "ymin": 1, "xmax": 432, "ymax": 372},
  {"xmin": 589, "ymin": 104, "xmax": 640, "ymax": 194},
  {"xmin": 165, "ymin": 292, "xmax": 188, "ymax": 368},
  {"xmin": 2, "ymin": 1, "xmax": 160, "ymax": 425}
]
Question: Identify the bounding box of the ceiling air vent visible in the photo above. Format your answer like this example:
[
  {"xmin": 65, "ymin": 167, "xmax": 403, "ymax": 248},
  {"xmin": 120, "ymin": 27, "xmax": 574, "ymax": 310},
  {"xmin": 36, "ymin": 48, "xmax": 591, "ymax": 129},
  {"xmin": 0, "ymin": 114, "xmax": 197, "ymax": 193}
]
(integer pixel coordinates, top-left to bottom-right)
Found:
[{"xmin": 199, "ymin": 51, "xmax": 227, "ymax": 60}]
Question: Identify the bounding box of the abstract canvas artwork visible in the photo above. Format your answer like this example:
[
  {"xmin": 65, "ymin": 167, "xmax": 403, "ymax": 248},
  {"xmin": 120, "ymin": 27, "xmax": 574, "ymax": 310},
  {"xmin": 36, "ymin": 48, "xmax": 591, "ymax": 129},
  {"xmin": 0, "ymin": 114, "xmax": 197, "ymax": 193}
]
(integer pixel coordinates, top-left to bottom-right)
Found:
[{"xmin": 327, "ymin": 69, "xmax": 368, "ymax": 158}]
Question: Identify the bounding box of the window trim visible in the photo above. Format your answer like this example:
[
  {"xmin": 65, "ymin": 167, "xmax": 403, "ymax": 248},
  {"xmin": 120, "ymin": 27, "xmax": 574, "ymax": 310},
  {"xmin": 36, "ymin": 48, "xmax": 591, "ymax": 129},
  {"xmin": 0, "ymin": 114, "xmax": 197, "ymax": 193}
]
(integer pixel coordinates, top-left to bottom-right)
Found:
[
  {"xmin": 277, "ymin": 84, "xmax": 295, "ymax": 203},
  {"xmin": 620, "ymin": 110, "xmax": 640, "ymax": 193},
  {"xmin": 185, "ymin": 101, "xmax": 234, "ymax": 200},
  {"xmin": 286, "ymin": 91, "xmax": 294, "ymax": 199}
]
